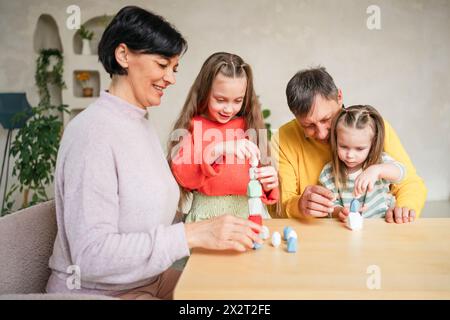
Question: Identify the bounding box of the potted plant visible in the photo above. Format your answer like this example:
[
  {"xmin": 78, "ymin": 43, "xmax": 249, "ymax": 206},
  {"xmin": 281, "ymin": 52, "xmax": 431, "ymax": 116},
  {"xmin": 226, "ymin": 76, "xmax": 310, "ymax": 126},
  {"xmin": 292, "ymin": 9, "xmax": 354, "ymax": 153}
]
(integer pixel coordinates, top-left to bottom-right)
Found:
[
  {"xmin": 76, "ymin": 71, "xmax": 93, "ymax": 97},
  {"xmin": 79, "ymin": 24, "xmax": 94, "ymax": 55},
  {"xmin": 2, "ymin": 49, "xmax": 68, "ymax": 214}
]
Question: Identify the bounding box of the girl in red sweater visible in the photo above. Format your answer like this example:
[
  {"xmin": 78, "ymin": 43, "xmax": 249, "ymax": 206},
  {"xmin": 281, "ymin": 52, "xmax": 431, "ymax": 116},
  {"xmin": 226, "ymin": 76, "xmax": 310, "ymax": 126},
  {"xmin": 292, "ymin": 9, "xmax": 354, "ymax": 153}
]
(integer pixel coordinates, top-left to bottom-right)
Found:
[{"xmin": 168, "ymin": 52, "xmax": 279, "ymax": 222}]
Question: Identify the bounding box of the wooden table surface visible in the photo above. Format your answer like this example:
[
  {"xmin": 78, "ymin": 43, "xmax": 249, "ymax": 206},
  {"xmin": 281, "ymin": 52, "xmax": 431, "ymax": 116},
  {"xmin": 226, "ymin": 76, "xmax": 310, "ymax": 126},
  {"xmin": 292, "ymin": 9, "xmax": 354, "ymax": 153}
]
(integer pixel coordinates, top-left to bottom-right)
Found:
[{"xmin": 174, "ymin": 218, "xmax": 450, "ymax": 299}]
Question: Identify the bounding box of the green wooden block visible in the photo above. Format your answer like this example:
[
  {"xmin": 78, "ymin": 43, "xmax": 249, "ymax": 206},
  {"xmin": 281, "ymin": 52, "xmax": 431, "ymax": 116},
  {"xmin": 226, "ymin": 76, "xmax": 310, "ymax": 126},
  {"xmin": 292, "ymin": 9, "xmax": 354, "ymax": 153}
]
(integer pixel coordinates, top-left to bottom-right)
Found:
[{"xmin": 247, "ymin": 180, "xmax": 262, "ymax": 197}]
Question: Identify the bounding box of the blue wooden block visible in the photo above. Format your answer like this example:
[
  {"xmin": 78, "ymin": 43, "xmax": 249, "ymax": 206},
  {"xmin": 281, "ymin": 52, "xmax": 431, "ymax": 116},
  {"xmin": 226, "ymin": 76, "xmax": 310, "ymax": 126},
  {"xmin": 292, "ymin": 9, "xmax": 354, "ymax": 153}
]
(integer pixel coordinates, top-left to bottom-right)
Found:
[
  {"xmin": 350, "ymin": 198, "xmax": 360, "ymax": 213},
  {"xmin": 247, "ymin": 180, "xmax": 262, "ymax": 197},
  {"xmin": 283, "ymin": 226, "xmax": 293, "ymax": 241},
  {"xmin": 287, "ymin": 237, "xmax": 297, "ymax": 253},
  {"xmin": 253, "ymin": 242, "xmax": 263, "ymax": 250}
]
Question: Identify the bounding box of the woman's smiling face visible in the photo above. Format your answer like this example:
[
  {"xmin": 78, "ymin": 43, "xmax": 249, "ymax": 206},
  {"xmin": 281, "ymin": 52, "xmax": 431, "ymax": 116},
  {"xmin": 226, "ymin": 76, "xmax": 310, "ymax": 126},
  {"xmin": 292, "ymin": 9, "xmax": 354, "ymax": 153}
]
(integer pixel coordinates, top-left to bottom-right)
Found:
[{"xmin": 126, "ymin": 51, "xmax": 180, "ymax": 108}]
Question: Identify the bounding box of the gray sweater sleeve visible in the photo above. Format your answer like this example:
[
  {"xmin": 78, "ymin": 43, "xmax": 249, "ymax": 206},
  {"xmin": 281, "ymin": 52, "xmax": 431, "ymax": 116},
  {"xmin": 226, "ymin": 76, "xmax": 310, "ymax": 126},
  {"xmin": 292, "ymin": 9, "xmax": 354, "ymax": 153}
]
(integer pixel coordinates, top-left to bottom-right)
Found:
[{"xmin": 61, "ymin": 136, "xmax": 189, "ymax": 285}]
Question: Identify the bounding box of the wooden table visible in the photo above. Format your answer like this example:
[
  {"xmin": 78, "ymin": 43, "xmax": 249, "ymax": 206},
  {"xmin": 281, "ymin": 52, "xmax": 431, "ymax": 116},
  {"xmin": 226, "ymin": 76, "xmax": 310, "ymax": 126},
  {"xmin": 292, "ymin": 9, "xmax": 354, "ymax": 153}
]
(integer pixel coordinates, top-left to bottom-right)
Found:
[{"xmin": 174, "ymin": 218, "xmax": 450, "ymax": 299}]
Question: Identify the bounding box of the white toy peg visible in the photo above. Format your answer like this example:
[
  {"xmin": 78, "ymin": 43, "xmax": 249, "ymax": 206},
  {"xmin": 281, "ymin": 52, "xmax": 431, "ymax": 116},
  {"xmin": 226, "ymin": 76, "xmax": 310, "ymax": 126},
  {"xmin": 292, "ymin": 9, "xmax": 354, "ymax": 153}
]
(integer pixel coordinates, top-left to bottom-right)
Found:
[
  {"xmin": 287, "ymin": 230, "xmax": 298, "ymax": 240},
  {"xmin": 346, "ymin": 199, "xmax": 363, "ymax": 231},
  {"xmin": 271, "ymin": 231, "xmax": 281, "ymax": 247},
  {"xmin": 260, "ymin": 225, "xmax": 270, "ymax": 240}
]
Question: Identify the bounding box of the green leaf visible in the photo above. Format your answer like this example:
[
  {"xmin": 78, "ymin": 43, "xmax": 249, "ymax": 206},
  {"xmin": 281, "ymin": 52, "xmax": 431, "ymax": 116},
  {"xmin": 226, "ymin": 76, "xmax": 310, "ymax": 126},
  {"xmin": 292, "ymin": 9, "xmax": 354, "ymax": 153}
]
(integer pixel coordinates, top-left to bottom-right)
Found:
[{"xmin": 262, "ymin": 109, "xmax": 271, "ymax": 119}]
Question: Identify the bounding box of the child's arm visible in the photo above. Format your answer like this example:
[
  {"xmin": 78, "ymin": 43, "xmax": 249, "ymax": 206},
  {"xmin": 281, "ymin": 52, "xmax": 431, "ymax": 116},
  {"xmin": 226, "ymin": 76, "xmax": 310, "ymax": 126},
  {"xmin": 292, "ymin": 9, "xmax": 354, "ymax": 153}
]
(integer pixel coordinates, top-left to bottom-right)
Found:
[
  {"xmin": 375, "ymin": 162, "xmax": 404, "ymax": 182},
  {"xmin": 354, "ymin": 158, "xmax": 405, "ymax": 197}
]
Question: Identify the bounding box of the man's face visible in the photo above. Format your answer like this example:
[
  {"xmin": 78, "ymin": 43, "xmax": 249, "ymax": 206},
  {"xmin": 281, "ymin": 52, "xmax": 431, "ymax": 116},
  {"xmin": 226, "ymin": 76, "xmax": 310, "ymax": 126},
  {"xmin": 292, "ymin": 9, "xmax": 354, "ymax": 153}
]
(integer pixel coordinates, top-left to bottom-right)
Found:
[{"xmin": 296, "ymin": 91, "xmax": 342, "ymax": 144}]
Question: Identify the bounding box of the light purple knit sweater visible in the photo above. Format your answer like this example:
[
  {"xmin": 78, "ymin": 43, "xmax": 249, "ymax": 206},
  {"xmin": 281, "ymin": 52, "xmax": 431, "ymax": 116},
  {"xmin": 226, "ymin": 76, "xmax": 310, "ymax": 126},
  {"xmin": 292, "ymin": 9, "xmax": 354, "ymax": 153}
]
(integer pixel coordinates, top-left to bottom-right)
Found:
[{"xmin": 46, "ymin": 91, "xmax": 189, "ymax": 295}]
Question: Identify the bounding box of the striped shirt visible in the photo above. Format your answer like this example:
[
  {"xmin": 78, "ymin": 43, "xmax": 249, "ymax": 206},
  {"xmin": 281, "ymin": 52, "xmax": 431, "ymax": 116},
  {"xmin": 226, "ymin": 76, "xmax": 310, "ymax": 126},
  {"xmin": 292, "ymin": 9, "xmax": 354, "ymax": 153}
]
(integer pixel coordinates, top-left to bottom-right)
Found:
[{"xmin": 319, "ymin": 153, "xmax": 405, "ymax": 218}]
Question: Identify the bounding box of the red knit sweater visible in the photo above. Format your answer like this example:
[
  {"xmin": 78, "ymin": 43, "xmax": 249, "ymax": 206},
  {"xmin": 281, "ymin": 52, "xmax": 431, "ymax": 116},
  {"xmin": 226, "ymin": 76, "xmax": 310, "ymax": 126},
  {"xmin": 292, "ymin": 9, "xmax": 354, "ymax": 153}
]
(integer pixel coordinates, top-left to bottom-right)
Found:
[{"xmin": 171, "ymin": 116, "xmax": 278, "ymax": 204}]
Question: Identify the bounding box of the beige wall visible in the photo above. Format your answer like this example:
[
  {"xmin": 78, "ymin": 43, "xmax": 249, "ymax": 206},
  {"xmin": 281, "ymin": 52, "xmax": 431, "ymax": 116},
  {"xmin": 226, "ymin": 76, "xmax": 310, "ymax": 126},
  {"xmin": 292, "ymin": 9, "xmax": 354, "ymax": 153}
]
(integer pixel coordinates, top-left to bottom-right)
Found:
[{"xmin": 0, "ymin": 0, "xmax": 449, "ymax": 209}]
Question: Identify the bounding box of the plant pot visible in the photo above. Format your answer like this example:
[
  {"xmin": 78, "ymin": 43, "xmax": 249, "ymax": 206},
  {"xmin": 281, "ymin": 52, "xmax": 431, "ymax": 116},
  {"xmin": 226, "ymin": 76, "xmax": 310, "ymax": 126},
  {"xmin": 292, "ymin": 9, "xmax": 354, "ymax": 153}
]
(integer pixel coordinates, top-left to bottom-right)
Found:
[
  {"xmin": 82, "ymin": 87, "xmax": 94, "ymax": 97},
  {"xmin": 81, "ymin": 39, "xmax": 91, "ymax": 55}
]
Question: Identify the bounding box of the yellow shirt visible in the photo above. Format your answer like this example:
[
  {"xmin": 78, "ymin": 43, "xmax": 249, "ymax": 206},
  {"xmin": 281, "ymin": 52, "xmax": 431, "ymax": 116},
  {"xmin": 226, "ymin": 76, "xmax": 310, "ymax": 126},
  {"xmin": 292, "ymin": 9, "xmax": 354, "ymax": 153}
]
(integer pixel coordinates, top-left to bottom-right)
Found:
[{"xmin": 271, "ymin": 119, "xmax": 427, "ymax": 218}]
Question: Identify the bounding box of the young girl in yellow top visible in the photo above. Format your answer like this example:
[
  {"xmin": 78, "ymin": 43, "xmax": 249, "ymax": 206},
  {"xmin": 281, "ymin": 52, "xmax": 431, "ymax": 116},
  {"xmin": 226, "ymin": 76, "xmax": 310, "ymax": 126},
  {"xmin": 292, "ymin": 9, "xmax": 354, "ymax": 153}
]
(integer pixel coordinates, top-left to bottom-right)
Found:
[{"xmin": 168, "ymin": 52, "xmax": 279, "ymax": 222}]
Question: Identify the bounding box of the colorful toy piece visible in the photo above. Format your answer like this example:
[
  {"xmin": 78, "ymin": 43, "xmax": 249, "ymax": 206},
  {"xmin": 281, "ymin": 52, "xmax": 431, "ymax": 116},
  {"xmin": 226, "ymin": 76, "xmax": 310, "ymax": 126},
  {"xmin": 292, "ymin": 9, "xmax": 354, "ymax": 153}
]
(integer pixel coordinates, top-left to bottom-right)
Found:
[
  {"xmin": 287, "ymin": 230, "xmax": 297, "ymax": 240},
  {"xmin": 253, "ymin": 242, "xmax": 263, "ymax": 250},
  {"xmin": 350, "ymin": 198, "xmax": 360, "ymax": 213},
  {"xmin": 271, "ymin": 231, "xmax": 281, "ymax": 247},
  {"xmin": 248, "ymin": 214, "xmax": 262, "ymax": 232},
  {"xmin": 247, "ymin": 180, "xmax": 263, "ymax": 198},
  {"xmin": 247, "ymin": 157, "xmax": 263, "ymax": 237},
  {"xmin": 287, "ymin": 237, "xmax": 297, "ymax": 253},
  {"xmin": 283, "ymin": 226, "xmax": 293, "ymax": 241},
  {"xmin": 346, "ymin": 199, "xmax": 363, "ymax": 231},
  {"xmin": 249, "ymin": 167, "xmax": 257, "ymax": 180},
  {"xmin": 260, "ymin": 225, "xmax": 270, "ymax": 240},
  {"xmin": 248, "ymin": 197, "xmax": 263, "ymax": 215}
]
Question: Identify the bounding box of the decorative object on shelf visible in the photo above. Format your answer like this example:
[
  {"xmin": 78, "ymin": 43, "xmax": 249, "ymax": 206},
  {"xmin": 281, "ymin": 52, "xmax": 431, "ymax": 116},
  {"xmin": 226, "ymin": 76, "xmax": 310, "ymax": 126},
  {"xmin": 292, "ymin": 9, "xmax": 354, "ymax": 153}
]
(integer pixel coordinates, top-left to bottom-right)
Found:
[
  {"xmin": 4, "ymin": 49, "xmax": 69, "ymax": 215},
  {"xmin": 257, "ymin": 95, "xmax": 273, "ymax": 141},
  {"xmin": 79, "ymin": 24, "xmax": 94, "ymax": 55},
  {"xmin": 262, "ymin": 108, "xmax": 272, "ymax": 140},
  {"xmin": 0, "ymin": 93, "xmax": 32, "ymax": 216},
  {"xmin": 76, "ymin": 71, "xmax": 93, "ymax": 97}
]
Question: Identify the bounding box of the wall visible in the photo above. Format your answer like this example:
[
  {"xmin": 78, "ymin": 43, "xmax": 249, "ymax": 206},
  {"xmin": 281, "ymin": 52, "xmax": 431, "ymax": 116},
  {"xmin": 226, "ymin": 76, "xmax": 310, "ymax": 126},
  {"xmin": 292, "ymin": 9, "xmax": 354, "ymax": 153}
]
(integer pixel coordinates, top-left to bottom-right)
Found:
[{"xmin": 0, "ymin": 0, "xmax": 449, "ymax": 210}]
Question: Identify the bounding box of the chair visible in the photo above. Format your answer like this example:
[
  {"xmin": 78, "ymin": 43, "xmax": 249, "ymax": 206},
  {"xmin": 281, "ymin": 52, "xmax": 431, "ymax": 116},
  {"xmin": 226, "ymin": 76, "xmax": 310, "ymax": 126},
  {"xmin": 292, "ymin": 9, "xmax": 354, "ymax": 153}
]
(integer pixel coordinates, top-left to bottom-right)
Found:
[{"xmin": 0, "ymin": 200, "xmax": 115, "ymax": 299}]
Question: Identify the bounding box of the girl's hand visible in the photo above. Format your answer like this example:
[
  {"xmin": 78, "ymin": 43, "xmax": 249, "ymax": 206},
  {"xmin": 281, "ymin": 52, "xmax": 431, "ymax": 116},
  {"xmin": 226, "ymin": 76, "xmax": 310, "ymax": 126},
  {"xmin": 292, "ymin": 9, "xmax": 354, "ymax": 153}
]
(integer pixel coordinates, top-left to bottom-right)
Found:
[
  {"xmin": 213, "ymin": 139, "xmax": 260, "ymax": 162},
  {"xmin": 354, "ymin": 165, "xmax": 381, "ymax": 197},
  {"xmin": 255, "ymin": 166, "xmax": 279, "ymax": 191},
  {"xmin": 336, "ymin": 205, "xmax": 368, "ymax": 222}
]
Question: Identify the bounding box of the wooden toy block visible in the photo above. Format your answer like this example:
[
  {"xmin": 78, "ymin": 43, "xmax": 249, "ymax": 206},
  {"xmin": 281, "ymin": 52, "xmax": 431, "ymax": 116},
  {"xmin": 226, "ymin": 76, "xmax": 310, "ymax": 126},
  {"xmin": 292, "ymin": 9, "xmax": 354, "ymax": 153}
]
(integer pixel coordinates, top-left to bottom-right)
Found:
[
  {"xmin": 247, "ymin": 180, "xmax": 263, "ymax": 198},
  {"xmin": 260, "ymin": 225, "xmax": 270, "ymax": 240},
  {"xmin": 283, "ymin": 226, "xmax": 293, "ymax": 240},
  {"xmin": 287, "ymin": 230, "xmax": 297, "ymax": 240},
  {"xmin": 248, "ymin": 214, "xmax": 262, "ymax": 233},
  {"xmin": 287, "ymin": 237, "xmax": 297, "ymax": 253},
  {"xmin": 248, "ymin": 197, "xmax": 263, "ymax": 215},
  {"xmin": 347, "ymin": 211, "xmax": 363, "ymax": 230},
  {"xmin": 249, "ymin": 167, "xmax": 257, "ymax": 180},
  {"xmin": 271, "ymin": 231, "xmax": 281, "ymax": 247},
  {"xmin": 253, "ymin": 242, "xmax": 263, "ymax": 250},
  {"xmin": 350, "ymin": 198, "xmax": 360, "ymax": 213}
]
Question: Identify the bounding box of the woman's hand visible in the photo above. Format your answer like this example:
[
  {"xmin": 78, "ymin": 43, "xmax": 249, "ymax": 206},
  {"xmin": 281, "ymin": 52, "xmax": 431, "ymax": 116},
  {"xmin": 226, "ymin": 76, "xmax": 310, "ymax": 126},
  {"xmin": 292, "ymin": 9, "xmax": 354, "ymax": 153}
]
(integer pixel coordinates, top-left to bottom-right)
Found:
[
  {"xmin": 255, "ymin": 166, "xmax": 279, "ymax": 192},
  {"xmin": 184, "ymin": 215, "xmax": 263, "ymax": 252},
  {"xmin": 354, "ymin": 165, "xmax": 381, "ymax": 197},
  {"xmin": 213, "ymin": 139, "xmax": 260, "ymax": 162}
]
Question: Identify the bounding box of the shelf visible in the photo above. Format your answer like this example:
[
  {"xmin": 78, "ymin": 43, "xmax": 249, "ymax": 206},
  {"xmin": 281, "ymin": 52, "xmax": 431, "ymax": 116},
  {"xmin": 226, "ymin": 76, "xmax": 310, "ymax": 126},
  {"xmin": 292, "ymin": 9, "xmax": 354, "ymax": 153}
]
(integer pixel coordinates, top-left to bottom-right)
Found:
[
  {"xmin": 61, "ymin": 14, "xmax": 113, "ymax": 127},
  {"xmin": 73, "ymin": 15, "xmax": 113, "ymax": 55},
  {"xmin": 73, "ymin": 70, "xmax": 100, "ymax": 98},
  {"xmin": 33, "ymin": 14, "xmax": 63, "ymax": 53}
]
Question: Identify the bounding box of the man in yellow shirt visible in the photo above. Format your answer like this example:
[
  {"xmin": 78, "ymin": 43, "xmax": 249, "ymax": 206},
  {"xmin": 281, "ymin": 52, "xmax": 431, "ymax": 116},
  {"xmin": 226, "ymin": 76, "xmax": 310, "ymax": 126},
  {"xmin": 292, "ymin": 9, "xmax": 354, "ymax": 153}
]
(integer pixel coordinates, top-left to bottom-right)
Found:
[{"xmin": 272, "ymin": 67, "xmax": 427, "ymax": 223}]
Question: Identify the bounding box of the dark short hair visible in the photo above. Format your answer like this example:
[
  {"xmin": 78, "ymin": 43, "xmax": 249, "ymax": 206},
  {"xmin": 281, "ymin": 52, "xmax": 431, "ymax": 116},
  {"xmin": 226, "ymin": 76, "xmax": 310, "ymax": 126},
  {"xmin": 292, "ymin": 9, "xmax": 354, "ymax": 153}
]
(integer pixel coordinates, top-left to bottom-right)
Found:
[
  {"xmin": 286, "ymin": 67, "xmax": 338, "ymax": 117},
  {"xmin": 98, "ymin": 6, "xmax": 187, "ymax": 77}
]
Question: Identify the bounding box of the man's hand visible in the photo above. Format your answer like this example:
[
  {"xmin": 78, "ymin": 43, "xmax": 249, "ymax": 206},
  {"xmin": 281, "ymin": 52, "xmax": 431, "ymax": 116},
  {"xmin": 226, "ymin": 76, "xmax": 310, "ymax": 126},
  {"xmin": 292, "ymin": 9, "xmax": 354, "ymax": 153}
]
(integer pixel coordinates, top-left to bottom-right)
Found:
[
  {"xmin": 385, "ymin": 207, "xmax": 416, "ymax": 223},
  {"xmin": 299, "ymin": 185, "xmax": 335, "ymax": 218}
]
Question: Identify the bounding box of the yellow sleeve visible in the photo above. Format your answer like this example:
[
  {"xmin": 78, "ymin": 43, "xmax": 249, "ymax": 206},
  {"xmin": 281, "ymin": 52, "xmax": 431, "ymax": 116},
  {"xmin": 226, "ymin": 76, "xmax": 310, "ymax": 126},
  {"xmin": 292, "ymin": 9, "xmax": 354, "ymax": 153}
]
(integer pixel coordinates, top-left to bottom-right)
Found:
[
  {"xmin": 271, "ymin": 132, "xmax": 302, "ymax": 219},
  {"xmin": 384, "ymin": 120, "xmax": 427, "ymax": 216}
]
